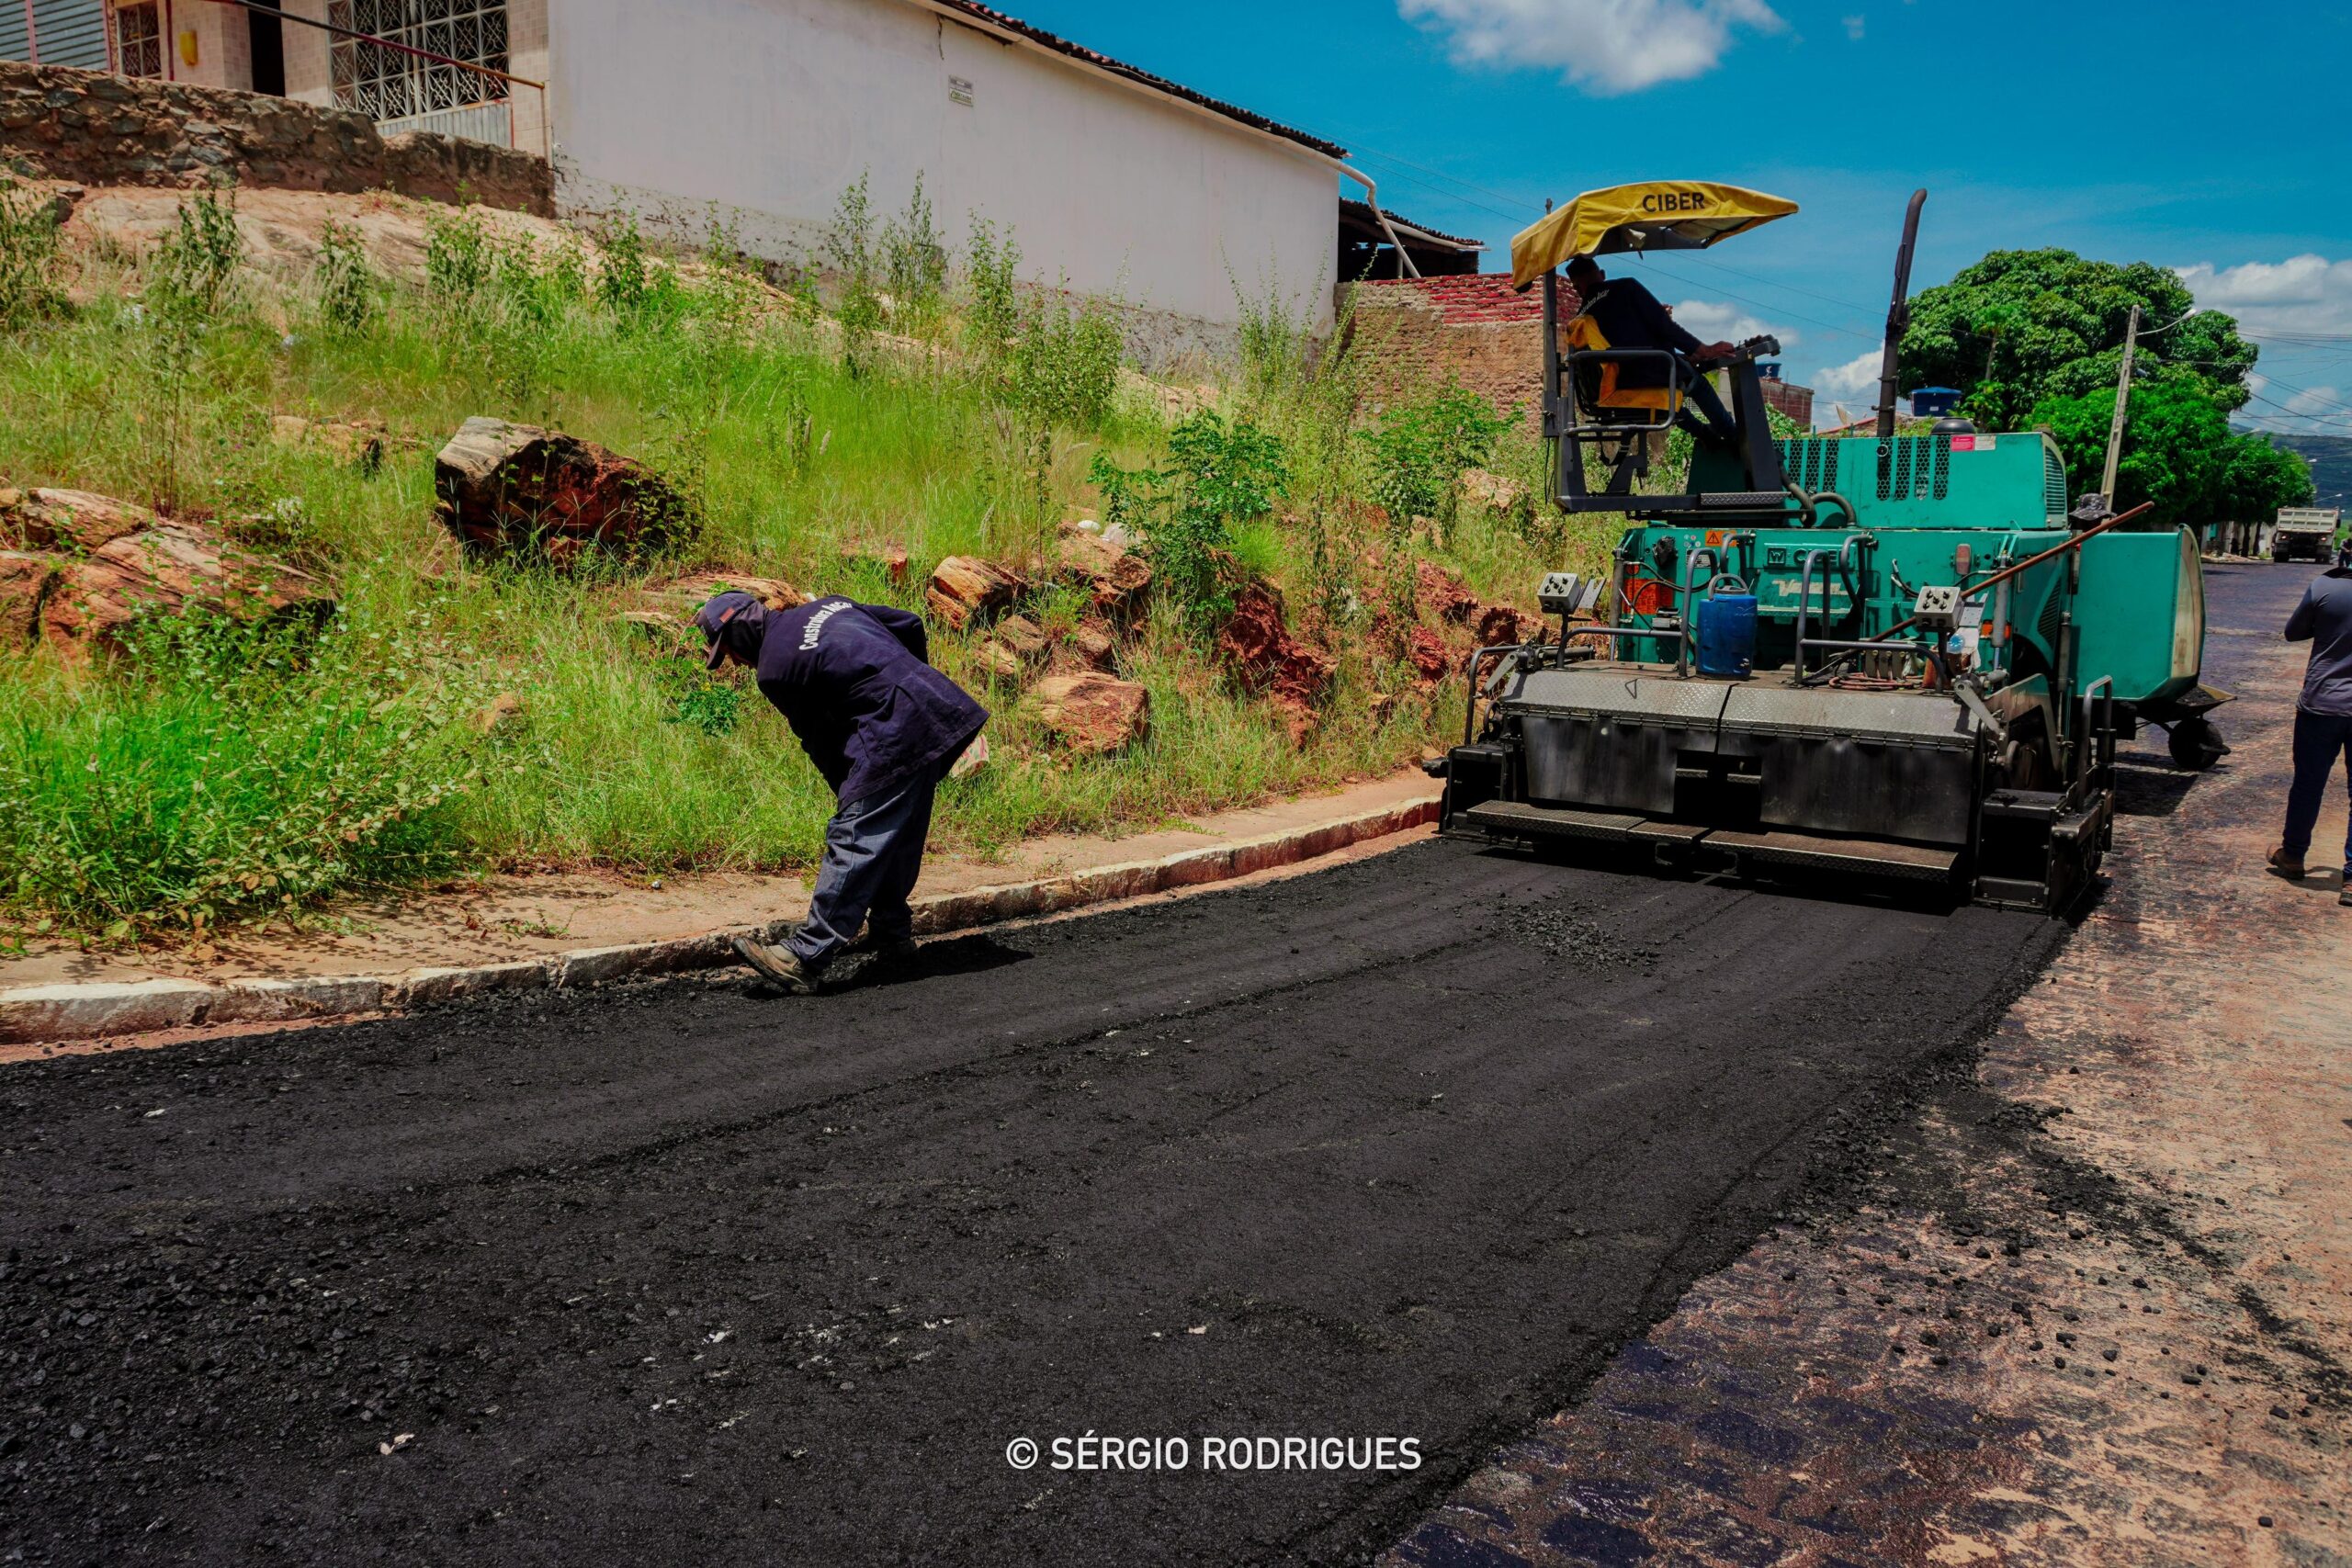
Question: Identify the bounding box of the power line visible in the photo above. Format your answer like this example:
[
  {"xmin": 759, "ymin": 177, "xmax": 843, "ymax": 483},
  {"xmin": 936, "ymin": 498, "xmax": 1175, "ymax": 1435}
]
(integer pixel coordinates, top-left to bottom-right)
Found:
[{"xmin": 1618, "ymin": 258, "xmax": 1874, "ymax": 343}]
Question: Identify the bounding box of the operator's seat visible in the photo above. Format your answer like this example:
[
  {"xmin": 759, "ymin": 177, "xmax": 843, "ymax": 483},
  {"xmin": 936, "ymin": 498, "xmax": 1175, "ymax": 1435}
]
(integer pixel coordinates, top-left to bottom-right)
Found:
[
  {"xmin": 1560, "ymin": 310, "xmax": 1680, "ymax": 494},
  {"xmin": 1561, "ymin": 310, "xmax": 1683, "ymax": 424}
]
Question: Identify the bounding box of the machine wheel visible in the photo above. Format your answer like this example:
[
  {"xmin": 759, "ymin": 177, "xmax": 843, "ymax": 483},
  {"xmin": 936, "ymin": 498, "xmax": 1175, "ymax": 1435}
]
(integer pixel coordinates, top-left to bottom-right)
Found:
[{"xmin": 2167, "ymin": 716, "xmax": 2229, "ymax": 772}]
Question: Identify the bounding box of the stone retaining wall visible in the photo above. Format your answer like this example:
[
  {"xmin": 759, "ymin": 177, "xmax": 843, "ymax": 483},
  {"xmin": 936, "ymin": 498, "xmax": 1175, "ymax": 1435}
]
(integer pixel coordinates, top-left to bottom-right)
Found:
[{"xmin": 0, "ymin": 61, "xmax": 549, "ymax": 216}]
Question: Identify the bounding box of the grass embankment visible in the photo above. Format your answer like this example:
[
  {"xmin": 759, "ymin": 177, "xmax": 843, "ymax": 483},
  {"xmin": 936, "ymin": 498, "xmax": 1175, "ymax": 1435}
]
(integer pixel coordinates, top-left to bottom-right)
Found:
[{"xmin": 0, "ymin": 185, "xmax": 1608, "ymax": 945}]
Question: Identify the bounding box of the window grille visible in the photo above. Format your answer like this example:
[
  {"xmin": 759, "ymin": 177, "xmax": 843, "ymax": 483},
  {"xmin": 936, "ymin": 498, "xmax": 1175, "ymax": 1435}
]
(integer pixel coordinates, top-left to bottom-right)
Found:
[
  {"xmin": 327, "ymin": 0, "xmax": 508, "ymax": 122},
  {"xmin": 116, "ymin": 1, "xmax": 162, "ymax": 78}
]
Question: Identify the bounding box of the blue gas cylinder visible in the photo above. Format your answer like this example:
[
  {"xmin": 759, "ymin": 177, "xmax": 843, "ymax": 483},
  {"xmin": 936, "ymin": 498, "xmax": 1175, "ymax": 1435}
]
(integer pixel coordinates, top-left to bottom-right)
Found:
[{"xmin": 1693, "ymin": 585, "xmax": 1758, "ymax": 678}]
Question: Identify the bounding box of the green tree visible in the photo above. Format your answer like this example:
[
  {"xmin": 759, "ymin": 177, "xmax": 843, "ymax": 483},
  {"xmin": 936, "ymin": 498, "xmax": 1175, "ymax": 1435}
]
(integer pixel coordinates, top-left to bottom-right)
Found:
[
  {"xmin": 1900, "ymin": 250, "xmax": 2256, "ymax": 431},
  {"xmin": 2029, "ymin": 381, "xmax": 2311, "ymax": 530},
  {"xmin": 2215, "ymin": 430, "xmax": 2317, "ymax": 524}
]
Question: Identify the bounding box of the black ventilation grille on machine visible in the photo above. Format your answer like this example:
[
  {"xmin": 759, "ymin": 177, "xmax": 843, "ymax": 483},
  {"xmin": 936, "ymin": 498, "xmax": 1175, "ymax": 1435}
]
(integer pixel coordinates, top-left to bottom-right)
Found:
[
  {"xmin": 1774, "ymin": 438, "xmax": 1840, "ymax": 493},
  {"xmin": 2043, "ymin": 443, "xmax": 2070, "ymax": 524},
  {"xmin": 1876, "ymin": 435, "xmax": 1954, "ymax": 503}
]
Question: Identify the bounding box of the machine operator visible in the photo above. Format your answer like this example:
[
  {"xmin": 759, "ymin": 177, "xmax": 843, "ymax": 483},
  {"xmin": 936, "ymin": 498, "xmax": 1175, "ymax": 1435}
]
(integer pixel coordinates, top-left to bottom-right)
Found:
[{"xmin": 1566, "ymin": 254, "xmax": 1743, "ymax": 446}]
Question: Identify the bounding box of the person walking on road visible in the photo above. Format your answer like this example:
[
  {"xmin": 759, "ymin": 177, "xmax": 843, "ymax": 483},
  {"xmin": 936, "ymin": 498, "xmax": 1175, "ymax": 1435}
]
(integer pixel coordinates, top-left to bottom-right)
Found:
[
  {"xmin": 696, "ymin": 590, "xmax": 989, "ymax": 992},
  {"xmin": 2270, "ymin": 541, "xmax": 2352, "ymax": 905}
]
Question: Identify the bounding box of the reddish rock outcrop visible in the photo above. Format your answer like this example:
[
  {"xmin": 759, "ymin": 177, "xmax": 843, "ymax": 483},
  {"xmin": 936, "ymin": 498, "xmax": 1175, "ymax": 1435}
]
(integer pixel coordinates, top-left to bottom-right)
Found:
[
  {"xmin": 435, "ymin": 417, "xmax": 692, "ymax": 569},
  {"xmin": 0, "ymin": 486, "xmax": 158, "ymax": 552},
  {"xmin": 1216, "ymin": 583, "xmax": 1337, "ymax": 745},
  {"xmin": 1476, "ymin": 604, "xmax": 1537, "ymax": 647},
  {"xmin": 4, "ymin": 486, "xmax": 334, "ymax": 658},
  {"xmin": 1416, "ymin": 560, "xmax": 1480, "ymax": 625},
  {"xmin": 1025, "ymin": 672, "xmax": 1149, "ymax": 755},
  {"xmin": 925, "ymin": 555, "xmax": 1025, "ymax": 631},
  {"xmin": 1408, "ymin": 626, "xmax": 1453, "ymax": 684},
  {"xmin": 1053, "ymin": 525, "xmax": 1152, "ymax": 623}
]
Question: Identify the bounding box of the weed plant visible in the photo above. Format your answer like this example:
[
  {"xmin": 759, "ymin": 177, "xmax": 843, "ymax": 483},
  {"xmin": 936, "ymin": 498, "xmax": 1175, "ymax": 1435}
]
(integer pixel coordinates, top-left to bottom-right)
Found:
[{"xmin": 0, "ymin": 189, "xmax": 1555, "ymax": 943}]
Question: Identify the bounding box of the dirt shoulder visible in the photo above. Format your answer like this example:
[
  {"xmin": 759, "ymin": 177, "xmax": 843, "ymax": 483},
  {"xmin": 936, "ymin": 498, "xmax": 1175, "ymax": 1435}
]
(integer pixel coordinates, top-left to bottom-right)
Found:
[{"xmin": 1389, "ymin": 561, "xmax": 2352, "ymax": 1565}]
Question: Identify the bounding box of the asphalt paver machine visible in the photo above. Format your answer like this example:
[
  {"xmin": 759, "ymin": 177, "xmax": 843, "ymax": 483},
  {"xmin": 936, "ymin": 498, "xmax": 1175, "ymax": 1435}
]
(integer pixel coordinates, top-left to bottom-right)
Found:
[{"xmin": 1439, "ymin": 184, "xmax": 2229, "ymax": 913}]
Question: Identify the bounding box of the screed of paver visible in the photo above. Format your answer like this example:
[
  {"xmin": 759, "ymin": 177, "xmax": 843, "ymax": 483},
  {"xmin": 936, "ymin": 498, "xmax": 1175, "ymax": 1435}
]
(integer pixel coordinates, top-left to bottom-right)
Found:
[{"xmin": 1388, "ymin": 562, "xmax": 2351, "ymax": 1567}]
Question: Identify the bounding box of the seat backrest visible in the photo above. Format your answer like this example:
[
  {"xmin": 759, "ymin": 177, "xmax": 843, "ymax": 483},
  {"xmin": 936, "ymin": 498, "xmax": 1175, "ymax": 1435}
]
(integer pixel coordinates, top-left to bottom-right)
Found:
[{"xmin": 1563, "ymin": 313, "xmax": 1680, "ymax": 416}]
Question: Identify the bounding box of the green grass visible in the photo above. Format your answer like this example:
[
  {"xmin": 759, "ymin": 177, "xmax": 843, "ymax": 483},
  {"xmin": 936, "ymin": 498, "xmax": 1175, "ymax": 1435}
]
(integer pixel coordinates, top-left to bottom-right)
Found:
[{"xmin": 0, "ymin": 196, "xmax": 1582, "ymax": 942}]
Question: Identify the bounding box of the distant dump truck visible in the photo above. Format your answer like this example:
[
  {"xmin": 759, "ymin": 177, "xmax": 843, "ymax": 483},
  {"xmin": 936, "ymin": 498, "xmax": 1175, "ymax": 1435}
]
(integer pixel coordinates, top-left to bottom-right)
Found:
[{"xmin": 2273, "ymin": 506, "xmax": 2343, "ymax": 562}]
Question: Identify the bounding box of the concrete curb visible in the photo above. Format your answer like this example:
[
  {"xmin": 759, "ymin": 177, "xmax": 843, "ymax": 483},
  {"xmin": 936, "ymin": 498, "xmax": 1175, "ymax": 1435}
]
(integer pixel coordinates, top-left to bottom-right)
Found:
[{"xmin": 0, "ymin": 794, "xmax": 1440, "ymax": 1046}]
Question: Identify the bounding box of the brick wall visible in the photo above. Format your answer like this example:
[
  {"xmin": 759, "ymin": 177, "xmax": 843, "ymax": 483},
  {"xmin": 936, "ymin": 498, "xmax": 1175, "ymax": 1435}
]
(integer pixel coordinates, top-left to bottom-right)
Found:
[
  {"xmin": 1348, "ymin": 274, "xmax": 1822, "ymax": 433},
  {"xmin": 1344, "ymin": 274, "xmax": 1556, "ymax": 430},
  {"xmin": 0, "ymin": 60, "xmax": 550, "ymax": 213},
  {"xmin": 1760, "ymin": 378, "xmax": 1814, "ymax": 425}
]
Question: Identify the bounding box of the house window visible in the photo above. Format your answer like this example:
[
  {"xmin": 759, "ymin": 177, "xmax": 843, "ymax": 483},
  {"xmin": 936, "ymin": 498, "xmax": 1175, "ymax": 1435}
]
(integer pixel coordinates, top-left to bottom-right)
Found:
[
  {"xmin": 115, "ymin": 1, "xmax": 163, "ymax": 78},
  {"xmin": 328, "ymin": 0, "xmax": 507, "ymax": 122}
]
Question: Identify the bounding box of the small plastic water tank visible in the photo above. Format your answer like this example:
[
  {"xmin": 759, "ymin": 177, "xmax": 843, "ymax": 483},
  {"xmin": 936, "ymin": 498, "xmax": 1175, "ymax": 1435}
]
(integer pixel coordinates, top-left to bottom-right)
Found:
[{"xmin": 1693, "ymin": 581, "xmax": 1757, "ymax": 678}]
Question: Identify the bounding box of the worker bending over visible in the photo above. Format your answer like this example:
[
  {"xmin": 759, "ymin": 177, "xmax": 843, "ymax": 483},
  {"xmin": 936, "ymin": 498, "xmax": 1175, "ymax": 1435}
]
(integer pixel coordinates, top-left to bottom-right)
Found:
[
  {"xmin": 1566, "ymin": 254, "xmax": 1742, "ymax": 446},
  {"xmin": 697, "ymin": 591, "xmax": 989, "ymax": 993}
]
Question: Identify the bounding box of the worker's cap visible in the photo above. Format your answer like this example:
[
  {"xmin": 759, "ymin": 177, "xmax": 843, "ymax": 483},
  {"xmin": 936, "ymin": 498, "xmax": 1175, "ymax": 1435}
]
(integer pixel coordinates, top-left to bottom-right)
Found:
[{"xmin": 694, "ymin": 591, "xmax": 765, "ymax": 671}]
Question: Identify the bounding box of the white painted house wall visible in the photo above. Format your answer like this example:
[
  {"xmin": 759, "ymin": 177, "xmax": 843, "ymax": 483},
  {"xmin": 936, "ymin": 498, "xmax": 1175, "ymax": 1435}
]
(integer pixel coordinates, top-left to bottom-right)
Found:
[{"xmin": 546, "ymin": 0, "xmax": 1339, "ymax": 359}]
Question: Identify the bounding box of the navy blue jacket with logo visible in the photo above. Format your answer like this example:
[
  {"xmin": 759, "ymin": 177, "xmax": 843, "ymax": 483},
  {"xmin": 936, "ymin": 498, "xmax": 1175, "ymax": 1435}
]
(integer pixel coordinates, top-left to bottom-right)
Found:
[{"xmin": 754, "ymin": 598, "xmax": 988, "ymax": 808}]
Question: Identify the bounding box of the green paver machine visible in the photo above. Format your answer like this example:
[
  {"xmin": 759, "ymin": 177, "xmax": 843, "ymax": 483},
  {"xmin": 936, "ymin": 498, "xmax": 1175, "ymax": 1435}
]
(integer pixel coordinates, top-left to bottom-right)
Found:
[
  {"xmin": 2272, "ymin": 506, "xmax": 2343, "ymax": 563},
  {"xmin": 1437, "ymin": 185, "xmax": 2229, "ymax": 913}
]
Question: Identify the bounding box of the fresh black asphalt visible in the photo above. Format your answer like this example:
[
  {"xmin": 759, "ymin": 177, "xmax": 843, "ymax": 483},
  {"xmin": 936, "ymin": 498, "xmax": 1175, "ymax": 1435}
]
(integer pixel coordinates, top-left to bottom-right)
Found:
[{"xmin": 1, "ymin": 836, "xmax": 2065, "ymax": 1565}]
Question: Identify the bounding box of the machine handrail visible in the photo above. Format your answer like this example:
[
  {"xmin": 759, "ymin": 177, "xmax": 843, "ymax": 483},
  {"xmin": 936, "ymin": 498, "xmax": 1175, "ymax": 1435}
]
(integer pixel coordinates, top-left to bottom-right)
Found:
[{"xmin": 1462, "ymin": 644, "xmax": 1532, "ymax": 747}]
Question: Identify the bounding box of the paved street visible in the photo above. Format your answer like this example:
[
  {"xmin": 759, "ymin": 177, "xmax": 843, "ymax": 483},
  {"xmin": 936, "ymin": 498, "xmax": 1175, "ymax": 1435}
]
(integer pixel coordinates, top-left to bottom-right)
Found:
[{"xmin": 4, "ymin": 567, "xmax": 2339, "ymax": 1567}]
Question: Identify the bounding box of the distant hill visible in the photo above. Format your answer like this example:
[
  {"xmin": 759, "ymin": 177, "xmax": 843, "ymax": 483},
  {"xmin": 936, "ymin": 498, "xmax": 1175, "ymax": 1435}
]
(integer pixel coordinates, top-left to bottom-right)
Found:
[{"xmin": 2243, "ymin": 431, "xmax": 2352, "ymax": 512}]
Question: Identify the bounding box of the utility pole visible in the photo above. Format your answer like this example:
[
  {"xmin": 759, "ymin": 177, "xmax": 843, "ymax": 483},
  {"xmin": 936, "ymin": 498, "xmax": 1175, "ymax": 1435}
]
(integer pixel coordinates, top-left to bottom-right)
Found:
[{"xmin": 2099, "ymin": 304, "xmax": 2142, "ymax": 504}]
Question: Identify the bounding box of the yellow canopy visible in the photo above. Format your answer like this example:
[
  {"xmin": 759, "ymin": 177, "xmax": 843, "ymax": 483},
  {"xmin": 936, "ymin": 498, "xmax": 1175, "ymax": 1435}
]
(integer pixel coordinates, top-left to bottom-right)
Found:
[{"xmin": 1510, "ymin": 181, "xmax": 1799, "ymax": 288}]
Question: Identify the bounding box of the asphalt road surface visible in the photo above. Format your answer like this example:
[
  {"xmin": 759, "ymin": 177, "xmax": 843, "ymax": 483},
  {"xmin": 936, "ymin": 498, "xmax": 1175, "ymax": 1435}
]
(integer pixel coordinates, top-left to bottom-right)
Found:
[
  {"xmin": 15, "ymin": 570, "xmax": 2303, "ymax": 1568},
  {"xmin": 56, "ymin": 559, "xmax": 2333, "ymax": 1567}
]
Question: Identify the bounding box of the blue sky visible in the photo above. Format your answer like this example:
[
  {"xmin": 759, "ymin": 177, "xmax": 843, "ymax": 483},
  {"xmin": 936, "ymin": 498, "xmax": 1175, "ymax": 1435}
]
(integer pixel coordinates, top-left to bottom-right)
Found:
[{"xmin": 1004, "ymin": 0, "xmax": 2352, "ymax": 434}]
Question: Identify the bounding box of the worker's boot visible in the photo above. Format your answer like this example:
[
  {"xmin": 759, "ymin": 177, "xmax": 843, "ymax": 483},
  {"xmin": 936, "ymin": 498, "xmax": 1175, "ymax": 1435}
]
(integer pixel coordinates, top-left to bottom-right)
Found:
[
  {"xmin": 2268, "ymin": 846, "xmax": 2307, "ymax": 880},
  {"xmin": 849, "ymin": 928, "xmax": 920, "ymax": 964},
  {"xmin": 732, "ymin": 935, "xmax": 824, "ymax": 995}
]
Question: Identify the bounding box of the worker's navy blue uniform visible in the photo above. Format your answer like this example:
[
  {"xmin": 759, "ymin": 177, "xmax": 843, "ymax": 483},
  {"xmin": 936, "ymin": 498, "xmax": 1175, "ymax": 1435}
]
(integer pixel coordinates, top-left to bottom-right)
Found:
[
  {"xmin": 716, "ymin": 595, "xmax": 987, "ymax": 970},
  {"xmin": 1577, "ymin": 272, "xmax": 1740, "ymax": 441},
  {"xmin": 2282, "ymin": 559, "xmax": 2352, "ymax": 873}
]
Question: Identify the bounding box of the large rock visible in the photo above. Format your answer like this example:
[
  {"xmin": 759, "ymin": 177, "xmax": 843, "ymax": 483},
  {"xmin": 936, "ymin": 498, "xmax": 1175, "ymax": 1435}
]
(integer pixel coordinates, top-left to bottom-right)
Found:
[
  {"xmin": 1475, "ymin": 604, "xmax": 1537, "ymax": 647},
  {"xmin": 1215, "ymin": 583, "xmax": 1335, "ymax": 746},
  {"xmin": 1025, "ymin": 672, "xmax": 1149, "ymax": 755},
  {"xmin": 1408, "ymin": 626, "xmax": 1453, "ymax": 685},
  {"xmin": 925, "ymin": 555, "xmax": 1024, "ymax": 631},
  {"xmin": 0, "ymin": 550, "xmax": 60, "ymax": 650},
  {"xmin": 1415, "ymin": 560, "xmax": 1479, "ymax": 625},
  {"xmin": 1052, "ymin": 525, "xmax": 1152, "ymax": 623},
  {"xmin": 434, "ymin": 417, "xmax": 692, "ymax": 569},
  {"xmin": 0, "ymin": 491, "xmax": 334, "ymax": 660},
  {"xmin": 271, "ymin": 413, "xmax": 389, "ymax": 471},
  {"xmin": 0, "ymin": 487, "xmax": 159, "ymax": 552}
]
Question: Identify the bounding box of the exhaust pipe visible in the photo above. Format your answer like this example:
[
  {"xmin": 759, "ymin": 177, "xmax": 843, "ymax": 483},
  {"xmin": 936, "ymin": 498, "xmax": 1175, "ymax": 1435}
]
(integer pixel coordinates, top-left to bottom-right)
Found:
[{"xmin": 1875, "ymin": 189, "xmax": 1928, "ymax": 439}]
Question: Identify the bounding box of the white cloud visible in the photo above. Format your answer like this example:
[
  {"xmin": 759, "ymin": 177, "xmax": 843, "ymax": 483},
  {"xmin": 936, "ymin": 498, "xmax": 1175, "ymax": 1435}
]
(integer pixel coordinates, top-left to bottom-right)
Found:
[
  {"xmin": 2175, "ymin": 254, "xmax": 2352, "ymax": 334},
  {"xmin": 2285, "ymin": 384, "xmax": 2345, "ymax": 416},
  {"xmin": 1842, "ymin": 13, "xmax": 1865, "ymax": 38},
  {"xmin": 1398, "ymin": 0, "xmax": 1784, "ymax": 95},
  {"xmin": 1812, "ymin": 346, "xmax": 1883, "ymax": 403},
  {"xmin": 1669, "ymin": 298, "xmax": 1796, "ymax": 350}
]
